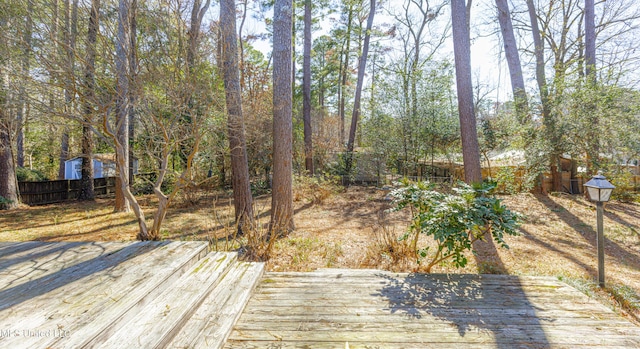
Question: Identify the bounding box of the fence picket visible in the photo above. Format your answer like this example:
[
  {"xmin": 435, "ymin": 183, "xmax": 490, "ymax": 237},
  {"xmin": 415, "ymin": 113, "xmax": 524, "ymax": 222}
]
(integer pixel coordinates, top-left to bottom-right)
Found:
[{"xmin": 18, "ymin": 177, "xmax": 116, "ymax": 206}]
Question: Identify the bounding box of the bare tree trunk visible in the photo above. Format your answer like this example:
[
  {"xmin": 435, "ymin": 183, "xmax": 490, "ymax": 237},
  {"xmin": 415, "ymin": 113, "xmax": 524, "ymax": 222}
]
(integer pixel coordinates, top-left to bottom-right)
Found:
[
  {"xmin": 103, "ymin": 1, "xmax": 152, "ymax": 239},
  {"xmin": 79, "ymin": 0, "xmax": 100, "ymax": 201},
  {"xmin": 451, "ymin": 0, "xmax": 482, "ymax": 184},
  {"xmin": 585, "ymin": 0, "xmax": 596, "ymax": 81},
  {"xmin": 16, "ymin": 0, "xmax": 34, "ymax": 168},
  {"xmin": 339, "ymin": 3, "xmax": 354, "ymax": 145},
  {"xmin": 221, "ymin": 0, "xmax": 254, "ymax": 234},
  {"xmin": 0, "ymin": 10, "xmax": 19, "ymax": 209},
  {"xmin": 584, "ymin": 0, "xmax": 598, "ymax": 175},
  {"xmin": 302, "ymin": 0, "xmax": 313, "ymax": 175},
  {"xmin": 115, "ymin": 0, "xmax": 131, "ymax": 212},
  {"xmin": 495, "ymin": 0, "xmax": 528, "ymax": 122},
  {"xmin": 58, "ymin": 0, "xmax": 77, "ymax": 180},
  {"xmin": 58, "ymin": 131, "xmax": 69, "ymax": 179},
  {"xmin": 271, "ymin": 0, "xmax": 294, "ymax": 235},
  {"xmin": 0, "ymin": 75, "xmax": 19, "ymax": 209},
  {"xmin": 526, "ymin": 0, "xmax": 550, "ymax": 121},
  {"xmin": 238, "ymin": 0, "xmax": 248, "ymax": 89},
  {"xmin": 526, "ymin": 0, "xmax": 560, "ymax": 191},
  {"xmin": 128, "ymin": 0, "xmax": 138, "ymax": 185},
  {"xmin": 345, "ymin": 0, "xmax": 376, "ymax": 174},
  {"xmin": 0, "ymin": 124, "xmax": 18, "ymax": 209},
  {"xmin": 188, "ymin": 0, "xmax": 211, "ymax": 74}
]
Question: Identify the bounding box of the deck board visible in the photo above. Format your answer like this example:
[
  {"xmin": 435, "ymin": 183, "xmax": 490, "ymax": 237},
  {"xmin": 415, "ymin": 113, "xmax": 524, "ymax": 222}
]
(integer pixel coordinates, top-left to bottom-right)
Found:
[
  {"xmin": 226, "ymin": 269, "xmax": 640, "ymax": 348},
  {"xmin": 0, "ymin": 241, "xmax": 209, "ymax": 349},
  {"xmin": 0, "ymin": 241, "xmax": 131, "ymax": 290},
  {"xmin": 0, "ymin": 243, "xmax": 637, "ymax": 349},
  {"xmin": 97, "ymin": 252, "xmax": 238, "ymax": 349},
  {"xmin": 0, "ymin": 241, "xmax": 264, "ymax": 349}
]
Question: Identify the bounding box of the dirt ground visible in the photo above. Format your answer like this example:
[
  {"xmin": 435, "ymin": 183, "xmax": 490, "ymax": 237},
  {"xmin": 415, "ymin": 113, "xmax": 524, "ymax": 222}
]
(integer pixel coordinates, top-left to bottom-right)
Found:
[{"xmin": 1, "ymin": 185, "xmax": 639, "ymax": 320}]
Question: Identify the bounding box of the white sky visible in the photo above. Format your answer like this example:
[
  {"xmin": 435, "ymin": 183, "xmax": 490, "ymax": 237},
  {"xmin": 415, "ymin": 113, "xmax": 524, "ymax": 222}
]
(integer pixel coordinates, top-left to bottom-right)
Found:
[{"xmin": 207, "ymin": 0, "xmax": 513, "ymax": 101}]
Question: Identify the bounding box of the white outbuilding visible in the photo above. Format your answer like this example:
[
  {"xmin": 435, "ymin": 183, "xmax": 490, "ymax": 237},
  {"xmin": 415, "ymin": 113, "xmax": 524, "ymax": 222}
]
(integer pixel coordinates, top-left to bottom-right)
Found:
[{"xmin": 64, "ymin": 154, "xmax": 137, "ymax": 180}]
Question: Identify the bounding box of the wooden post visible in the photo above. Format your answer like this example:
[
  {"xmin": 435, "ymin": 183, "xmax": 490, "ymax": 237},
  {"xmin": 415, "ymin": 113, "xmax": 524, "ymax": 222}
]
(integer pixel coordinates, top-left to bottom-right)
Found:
[{"xmin": 597, "ymin": 201, "xmax": 605, "ymax": 288}]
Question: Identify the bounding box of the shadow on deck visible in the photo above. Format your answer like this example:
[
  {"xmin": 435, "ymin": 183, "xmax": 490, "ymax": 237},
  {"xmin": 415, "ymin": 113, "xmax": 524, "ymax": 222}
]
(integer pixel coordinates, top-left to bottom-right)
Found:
[
  {"xmin": 226, "ymin": 269, "xmax": 640, "ymax": 348},
  {"xmin": 0, "ymin": 241, "xmax": 263, "ymax": 349},
  {"xmin": 1, "ymin": 242, "xmax": 639, "ymax": 348}
]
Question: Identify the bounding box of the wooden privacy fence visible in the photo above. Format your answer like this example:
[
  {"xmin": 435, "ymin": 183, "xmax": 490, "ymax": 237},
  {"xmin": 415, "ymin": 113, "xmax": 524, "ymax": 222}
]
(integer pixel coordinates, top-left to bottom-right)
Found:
[{"xmin": 18, "ymin": 177, "xmax": 116, "ymax": 206}]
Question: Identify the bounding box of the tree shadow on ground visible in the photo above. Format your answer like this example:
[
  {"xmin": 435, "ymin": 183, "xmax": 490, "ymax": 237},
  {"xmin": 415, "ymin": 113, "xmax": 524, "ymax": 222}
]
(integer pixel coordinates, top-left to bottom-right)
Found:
[{"xmin": 534, "ymin": 195, "xmax": 640, "ymax": 271}]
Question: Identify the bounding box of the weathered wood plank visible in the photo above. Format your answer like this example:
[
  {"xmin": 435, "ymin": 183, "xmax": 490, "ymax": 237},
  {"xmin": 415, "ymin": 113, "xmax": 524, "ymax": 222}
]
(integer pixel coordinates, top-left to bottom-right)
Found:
[
  {"xmin": 260, "ymin": 273, "xmax": 564, "ymax": 286},
  {"xmin": 234, "ymin": 313, "xmax": 638, "ymax": 329},
  {"xmin": 243, "ymin": 297, "xmax": 611, "ymax": 314},
  {"xmin": 227, "ymin": 270, "xmax": 640, "ymax": 348},
  {"xmin": 226, "ymin": 329, "xmax": 640, "ymax": 346},
  {"xmin": 0, "ymin": 242, "xmax": 85, "ymax": 268},
  {"xmin": 97, "ymin": 252, "xmax": 238, "ymax": 349},
  {"xmin": 0, "ymin": 242, "xmax": 130, "ymax": 290},
  {"xmin": 224, "ymin": 341, "xmax": 635, "ymax": 349},
  {"xmin": 230, "ymin": 320, "xmax": 640, "ymax": 335},
  {"xmin": 168, "ymin": 261, "xmax": 264, "ymax": 349},
  {"xmin": 254, "ymin": 285, "xmax": 595, "ymax": 304},
  {"xmin": 0, "ymin": 241, "xmax": 67, "ymax": 260},
  {"xmin": 240, "ymin": 303, "xmax": 621, "ymax": 320},
  {"xmin": 0, "ymin": 241, "xmax": 154, "ymax": 311},
  {"xmin": 0, "ymin": 241, "xmax": 209, "ymax": 349}
]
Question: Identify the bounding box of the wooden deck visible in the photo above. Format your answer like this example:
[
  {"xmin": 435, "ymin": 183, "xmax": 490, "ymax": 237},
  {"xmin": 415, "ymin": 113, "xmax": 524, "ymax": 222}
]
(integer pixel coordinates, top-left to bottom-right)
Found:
[
  {"xmin": 0, "ymin": 241, "xmax": 264, "ymax": 349},
  {"xmin": 1, "ymin": 243, "xmax": 639, "ymax": 348},
  {"xmin": 226, "ymin": 269, "xmax": 640, "ymax": 348}
]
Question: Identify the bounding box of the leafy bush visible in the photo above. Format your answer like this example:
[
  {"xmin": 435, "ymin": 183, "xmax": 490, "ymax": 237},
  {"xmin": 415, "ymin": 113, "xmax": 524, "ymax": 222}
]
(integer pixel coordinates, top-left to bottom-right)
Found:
[
  {"xmin": 0, "ymin": 195, "xmax": 14, "ymax": 210},
  {"xmin": 325, "ymin": 152, "xmax": 356, "ymax": 182},
  {"xmin": 16, "ymin": 167, "xmax": 48, "ymax": 182},
  {"xmin": 293, "ymin": 174, "xmax": 342, "ymax": 205},
  {"xmin": 389, "ymin": 180, "xmax": 521, "ymax": 272},
  {"xmin": 132, "ymin": 172, "xmax": 177, "ymax": 195},
  {"xmin": 494, "ymin": 167, "xmax": 519, "ymax": 194},
  {"xmin": 609, "ymin": 170, "xmax": 639, "ymax": 203}
]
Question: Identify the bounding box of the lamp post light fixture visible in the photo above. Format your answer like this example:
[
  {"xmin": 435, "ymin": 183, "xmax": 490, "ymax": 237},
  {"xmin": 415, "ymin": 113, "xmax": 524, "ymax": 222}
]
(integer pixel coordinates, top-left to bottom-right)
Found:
[{"xmin": 583, "ymin": 173, "xmax": 615, "ymax": 288}]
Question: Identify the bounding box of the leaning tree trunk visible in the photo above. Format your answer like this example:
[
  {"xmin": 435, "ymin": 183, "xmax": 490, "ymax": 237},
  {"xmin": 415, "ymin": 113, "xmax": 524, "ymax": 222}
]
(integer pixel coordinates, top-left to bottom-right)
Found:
[
  {"xmin": 451, "ymin": 0, "xmax": 482, "ymax": 184},
  {"xmin": 271, "ymin": 0, "xmax": 294, "ymax": 235},
  {"xmin": 526, "ymin": 0, "xmax": 560, "ymax": 192},
  {"xmin": 220, "ymin": 0, "xmax": 254, "ymax": 234},
  {"xmin": 345, "ymin": 0, "xmax": 376, "ymax": 175},
  {"xmin": 338, "ymin": 3, "xmax": 354, "ymax": 145},
  {"xmin": 495, "ymin": 0, "xmax": 528, "ymax": 123}
]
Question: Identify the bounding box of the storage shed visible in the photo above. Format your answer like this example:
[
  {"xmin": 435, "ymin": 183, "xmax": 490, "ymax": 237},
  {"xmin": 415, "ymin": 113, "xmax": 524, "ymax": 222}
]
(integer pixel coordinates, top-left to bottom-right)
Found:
[{"xmin": 64, "ymin": 154, "xmax": 137, "ymax": 180}]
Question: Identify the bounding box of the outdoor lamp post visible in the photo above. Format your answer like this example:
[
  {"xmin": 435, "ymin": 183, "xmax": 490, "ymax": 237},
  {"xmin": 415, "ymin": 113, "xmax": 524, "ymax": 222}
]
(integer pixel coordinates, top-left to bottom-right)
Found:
[{"xmin": 584, "ymin": 173, "xmax": 615, "ymax": 288}]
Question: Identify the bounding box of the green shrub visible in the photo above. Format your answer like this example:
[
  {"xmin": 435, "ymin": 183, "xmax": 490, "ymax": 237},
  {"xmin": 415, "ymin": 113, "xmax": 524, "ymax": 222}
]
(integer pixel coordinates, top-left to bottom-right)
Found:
[
  {"xmin": 0, "ymin": 195, "xmax": 14, "ymax": 210},
  {"xmin": 293, "ymin": 174, "xmax": 342, "ymax": 204},
  {"xmin": 326, "ymin": 152, "xmax": 356, "ymax": 182},
  {"xmin": 389, "ymin": 180, "xmax": 521, "ymax": 272},
  {"xmin": 16, "ymin": 167, "xmax": 48, "ymax": 182},
  {"xmin": 609, "ymin": 170, "xmax": 639, "ymax": 203},
  {"xmin": 132, "ymin": 172, "xmax": 177, "ymax": 195},
  {"xmin": 495, "ymin": 167, "xmax": 518, "ymax": 194}
]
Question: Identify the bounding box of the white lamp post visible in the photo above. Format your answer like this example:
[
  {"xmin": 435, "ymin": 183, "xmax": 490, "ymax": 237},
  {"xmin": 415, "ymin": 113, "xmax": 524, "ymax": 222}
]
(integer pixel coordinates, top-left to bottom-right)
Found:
[{"xmin": 583, "ymin": 173, "xmax": 615, "ymax": 287}]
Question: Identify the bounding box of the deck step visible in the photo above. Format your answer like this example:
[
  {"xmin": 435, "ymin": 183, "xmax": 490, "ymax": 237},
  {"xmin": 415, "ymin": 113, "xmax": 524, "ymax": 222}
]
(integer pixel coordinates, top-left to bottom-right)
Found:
[
  {"xmin": 96, "ymin": 251, "xmax": 239, "ymax": 349},
  {"xmin": 166, "ymin": 261, "xmax": 264, "ymax": 349},
  {"xmin": 0, "ymin": 241, "xmax": 209, "ymax": 349}
]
